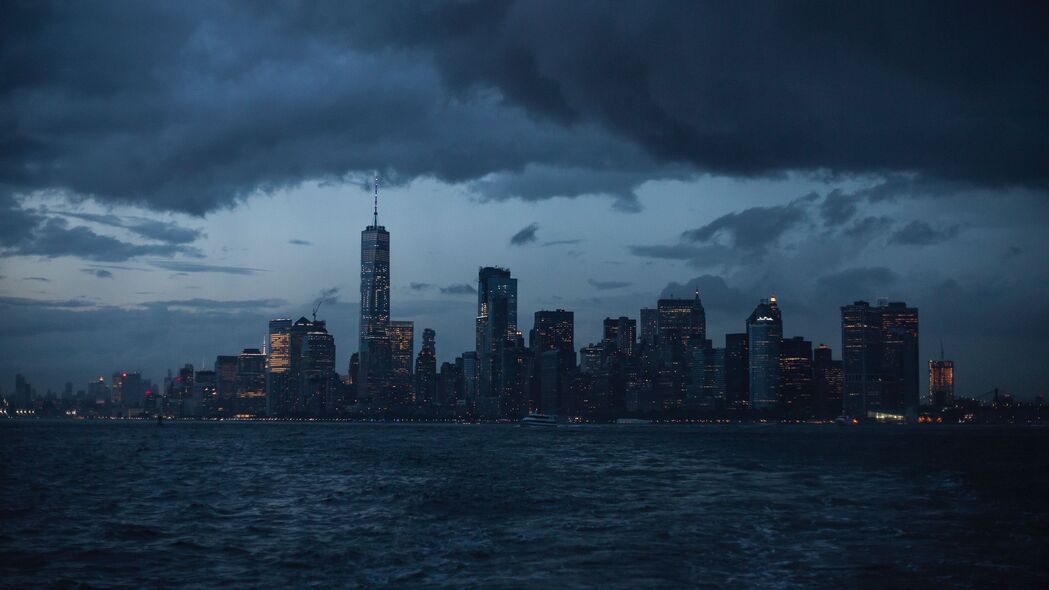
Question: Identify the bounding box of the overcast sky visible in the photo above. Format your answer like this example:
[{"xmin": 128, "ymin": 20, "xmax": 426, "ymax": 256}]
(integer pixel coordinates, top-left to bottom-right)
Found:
[{"xmin": 1, "ymin": 1, "xmax": 1047, "ymax": 398}]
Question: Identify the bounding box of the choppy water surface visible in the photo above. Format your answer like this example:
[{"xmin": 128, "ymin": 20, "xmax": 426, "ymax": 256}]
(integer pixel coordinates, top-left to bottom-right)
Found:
[{"xmin": 2, "ymin": 422, "xmax": 1047, "ymax": 588}]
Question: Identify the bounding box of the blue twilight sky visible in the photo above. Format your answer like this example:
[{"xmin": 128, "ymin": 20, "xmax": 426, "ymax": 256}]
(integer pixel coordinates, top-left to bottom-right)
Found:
[{"xmin": 1, "ymin": 1, "xmax": 1047, "ymax": 397}]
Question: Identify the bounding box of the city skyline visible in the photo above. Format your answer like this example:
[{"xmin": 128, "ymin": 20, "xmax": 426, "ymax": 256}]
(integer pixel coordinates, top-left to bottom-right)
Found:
[{"xmin": 2, "ymin": 2, "xmax": 1048, "ymax": 399}]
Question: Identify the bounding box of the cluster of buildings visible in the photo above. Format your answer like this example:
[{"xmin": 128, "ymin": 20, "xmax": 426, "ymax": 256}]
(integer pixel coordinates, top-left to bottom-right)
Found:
[{"xmin": 12, "ymin": 191, "xmax": 1047, "ymax": 423}]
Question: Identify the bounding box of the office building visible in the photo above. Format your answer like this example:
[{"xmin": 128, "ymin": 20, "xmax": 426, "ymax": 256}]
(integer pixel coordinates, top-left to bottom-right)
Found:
[
  {"xmin": 929, "ymin": 359, "xmax": 954, "ymax": 408},
  {"xmin": 531, "ymin": 309, "xmax": 575, "ymax": 414},
  {"xmin": 841, "ymin": 300, "xmax": 919, "ymax": 417},
  {"xmin": 639, "ymin": 308, "xmax": 658, "ymax": 347},
  {"xmin": 602, "ymin": 316, "xmax": 637, "ymax": 358},
  {"xmin": 725, "ymin": 333, "xmax": 749, "ymax": 409},
  {"xmin": 415, "ymin": 328, "xmax": 437, "ymax": 406},
  {"xmin": 747, "ymin": 297, "xmax": 783, "ymax": 409},
  {"xmin": 389, "ymin": 320, "xmax": 414, "ymax": 405},
  {"xmin": 266, "ymin": 318, "xmax": 292, "ymax": 415},
  {"xmin": 475, "ymin": 266, "xmax": 517, "ymax": 419},
  {"xmin": 813, "ymin": 344, "xmax": 843, "ymax": 419},
  {"xmin": 778, "ymin": 336, "xmax": 814, "ymax": 418}
]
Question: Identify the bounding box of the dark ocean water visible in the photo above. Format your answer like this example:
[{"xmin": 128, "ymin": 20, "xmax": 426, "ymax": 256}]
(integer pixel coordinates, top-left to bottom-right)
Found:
[{"xmin": 1, "ymin": 422, "xmax": 1047, "ymax": 589}]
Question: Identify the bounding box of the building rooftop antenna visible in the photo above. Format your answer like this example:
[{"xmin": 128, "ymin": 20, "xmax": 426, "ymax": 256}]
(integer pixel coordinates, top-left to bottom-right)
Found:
[{"xmin": 373, "ymin": 175, "xmax": 379, "ymax": 227}]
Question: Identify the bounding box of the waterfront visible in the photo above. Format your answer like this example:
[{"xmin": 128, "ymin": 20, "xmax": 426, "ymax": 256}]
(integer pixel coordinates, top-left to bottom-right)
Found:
[{"xmin": 2, "ymin": 422, "xmax": 1047, "ymax": 588}]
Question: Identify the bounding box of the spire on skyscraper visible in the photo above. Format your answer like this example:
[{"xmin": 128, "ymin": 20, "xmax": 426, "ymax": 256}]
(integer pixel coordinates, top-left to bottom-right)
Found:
[{"xmin": 373, "ymin": 175, "xmax": 379, "ymax": 227}]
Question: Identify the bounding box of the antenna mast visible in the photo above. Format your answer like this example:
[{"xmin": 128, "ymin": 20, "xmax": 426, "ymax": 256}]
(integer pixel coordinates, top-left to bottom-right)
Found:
[{"xmin": 373, "ymin": 175, "xmax": 379, "ymax": 227}]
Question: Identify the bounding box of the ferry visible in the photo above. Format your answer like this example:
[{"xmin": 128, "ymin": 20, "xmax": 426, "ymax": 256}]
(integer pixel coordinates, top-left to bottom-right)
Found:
[{"xmin": 520, "ymin": 413, "xmax": 559, "ymax": 428}]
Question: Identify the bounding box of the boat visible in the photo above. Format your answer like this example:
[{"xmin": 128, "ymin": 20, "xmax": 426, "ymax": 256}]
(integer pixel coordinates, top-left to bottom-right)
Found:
[{"xmin": 520, "ymin": 413, "xmax": 558, "ymax": 428}]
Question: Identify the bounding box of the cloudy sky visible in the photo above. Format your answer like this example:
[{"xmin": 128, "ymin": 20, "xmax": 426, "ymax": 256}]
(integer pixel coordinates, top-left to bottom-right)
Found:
[{"xmin": 1, "ymin": 1, "xmax": 1047, "ymax": 398}]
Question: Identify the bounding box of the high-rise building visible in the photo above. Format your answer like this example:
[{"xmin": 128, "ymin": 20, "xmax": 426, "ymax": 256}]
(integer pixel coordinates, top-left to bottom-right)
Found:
[
  {"xmin": 688, "ymin": 346, "xmax": 725, "ymax": 409},
  {"xmin": 236, "ymin": 348, "xmax": 266, "ymax": 416},
  {"xmin": 724, "ymin": 333, "xmax": 749, "ymax": 409},
  {"xmin": 747, "ymin": 297, "xmax": 782, "ymax": 409},
  {"xmin": 389, "ymin": 320, "xmax": 414, "ymax": 405},
  {"xmin": 475, "ymin": 266, "xmax": 517, "ymax": 418},
  {"xmin": 266, "ymin": 318, "xmax": 292, "ymax": 415},
  {"xmin": 215, "ymin": 355, "xmax": 238, "ymax": 410},
  {"xmin": 778, "ymin": 336, "xmax": 814, "ymax": 418},
  {"xmin": 14, "ymin": 374, "xmax": 33, "ymax": 409},
  {"xmin": 531, "ymin": 309, "xmax": 575, "ymax": 414},
  {"xmin": 813, "ymin": 344, "xmax": 843, "ymax": 419},
  {"xmin": 602, "ymin": 316, "xmax": 637, "ymax": 358},
  {"xmin": 579, "ymin": 345, "xmax": 602, "ymax": 374},
  {"xmin": 194, "ymin": 369, "xmax": 217, "ymax": 416},
  {"xmin": 300, "ymin": 325, "xmax": 337, "ymax": 416},
  {"xmin": 120, "ymin": 372, "xmax": 144, "ymax": 409},
  {"xmin": 359, "ymin": 180, "xmax": 392, "ymax": 407},
  {"xmin": 657, "ymin": 294, "xmax": 706, "ymax": 362},
  {"xmin": 841, "ymin": 300, "xmax": 919, "ymax": 417},
  {"xmin": 880, "ymin": 302, "xmax": 920, "ymax": 414},
  {"xmin": 461, "ymin": 351, "xmax": 478, "ymax": 414},
  {"xmin": 929, "ymin": 360, "xmax": 954, "ymax": 408},
  {"xmin": 639, "ymin": 308, "xmax": 658, "ymax": 347},
  {"xmin": 415, "ymin": 328, "xmax": 437, "ymax": 406}
]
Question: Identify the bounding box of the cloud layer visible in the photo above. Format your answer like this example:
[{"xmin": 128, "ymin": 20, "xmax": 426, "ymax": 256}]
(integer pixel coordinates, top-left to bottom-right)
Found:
[{"xmin": 3, "ymin": 1, "xmax": 1045, "ymax": 217}]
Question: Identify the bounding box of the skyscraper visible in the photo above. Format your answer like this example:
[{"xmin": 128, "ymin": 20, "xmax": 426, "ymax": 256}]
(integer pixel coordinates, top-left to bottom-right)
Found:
[
  {"xmin": 414, "ymin": 328, "xmax": 437, "ymax": 406},
  {"xmin": 389, "ymin": 320, "xmax": 415, "ymax": 405},
  {"xmin": 656, "ymin": 294, "xmax": 706, "ymax": 361},
  {"xmin": 602, "ymin": 316, "xmax": 637, "ymax": 358},
  {"xmin": 236, "ymin": 348, "xmax": 266, "ymax": 416},
  {"xmin": 215, "ymin": 355, "xmax": 238, "ymax": 411},
  {"xmin": 359, "ymin": 179, "xmax": 392, "ymax": 407},
  {"xmin": 475, "ymin": 266, "xmax": 517, "ymax": 418},
  {"xmin": 639, "ymin": 308, "xmax": 658, "ymax": 347},
  {"xmin": 724, "ymin": 333, "xmax": 749, "ymax": 409},
  {"xmin": 929, "ymin": 357, "xmax": 954, "ymax": 408},
  {"xmin": 778, "ymin": 336, "xmax": 814, "ymax": 418},
  {"xmin": 300, "ymin": 325, "xmax": 337, "ymax": 416},
  {"xmin": 747, "ymin": 297, "xmax": 782, "ymax": 409},
  {"xmin": 880, "ymin": 302, "xmax": 920, "ymax": 414},
  {"xmin": 266, "ymin": 318, "xmax": 292, "ymax": 416},
  {"xmin": 841, "ymin": 300, "xmax": 919, "ymax": 417},
  {"xmin": 531, "ymin": 309, "xmax": 575, "ymax": 413},
  {"xmin": 813, "ymin": 344, "xmax": 843, "ymax": 419}
]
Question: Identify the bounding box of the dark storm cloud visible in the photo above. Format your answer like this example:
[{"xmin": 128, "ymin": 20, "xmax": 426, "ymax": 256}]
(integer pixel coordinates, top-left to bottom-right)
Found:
[
  {"xmin": 147, "ymin": 260, "xmax": 264, "ymax": 275},
  {"xmin": 542, "ymin": 239, "xmax": 582, "ymax": 247},
  {"xmin": 288, "ymin": 239, "xmax": 312, "ymax": 246},
  {"xmin": 890, "ymin": 221, "xmax": 961, "ymax": 246},
  {"xmin": 682, "ymin": 201, "xmax": 810, "ymax": 252},
  {"xmin": 409, "ymin": 282, "xmax": 433, "ymax": 291},
  {"xmin": 440, "ymin": 283, "xmax": 476, "ymax": 295},
  {"xmin": 81, "ymin": 268, "xmax": 113, "ymax": 279},
  {"xmin": 820, "ymin": 190, "xmax": 859, "ymax": 225},
  {"xmin": 56, "ymin": 212, "xmax": 204, "ymax": 244},
  {"xmin": 3, "ymin": 2, "xmax": 1045, "ymax": 216},
  {"xmin": 841, "ymin": 216, "xmax": 894, "ymax": 240},
  {"xmin": 5, "ymin": 217, "xmax": 199, "ymax": 261},
  {"xmin": 0, "ymin": 296, "xmax": 94, "ymax": 309},
  {"xmin": 509, "ymin": 223, "xmax": 539, "ymax": 246},
  {"xmin": 21, "ymin": 276, "xmax": 50, "ymax": 282},
  {"xmin": 587, "ymin": 279, "xmax": 632, "ymax": 290}
]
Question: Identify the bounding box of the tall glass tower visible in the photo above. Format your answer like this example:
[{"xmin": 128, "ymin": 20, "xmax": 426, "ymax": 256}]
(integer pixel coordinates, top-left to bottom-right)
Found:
[
  {"xmin": 475, "ymin": 266, "xmax": 517, "ymax": 417},
  {"xmin": 359, "ymin": 179, "xmax": 391, "ymax": 405},
  {"xmin": 746, "ymin": 297, "xmax": 782, "ymax": 409}
]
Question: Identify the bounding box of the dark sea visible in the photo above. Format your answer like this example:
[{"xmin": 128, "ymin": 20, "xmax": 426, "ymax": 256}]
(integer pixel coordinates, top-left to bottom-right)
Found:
[{"xmin": 1, "ymin": 421, "xmax": 1047, "ymax": 589}]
